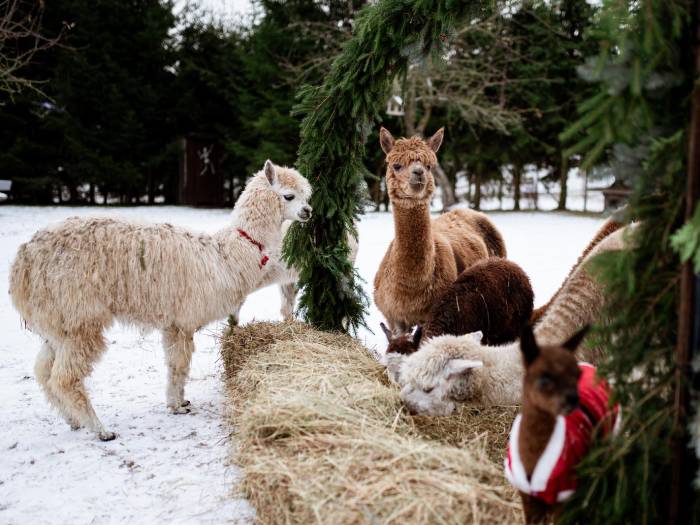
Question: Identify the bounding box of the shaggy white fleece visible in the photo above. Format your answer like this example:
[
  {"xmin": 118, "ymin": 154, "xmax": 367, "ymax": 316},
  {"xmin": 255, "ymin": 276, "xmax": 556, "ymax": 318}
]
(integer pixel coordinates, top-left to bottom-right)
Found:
[{"xmin": 9, "ymin": 161, "xmax": 311, "ymax": 440}]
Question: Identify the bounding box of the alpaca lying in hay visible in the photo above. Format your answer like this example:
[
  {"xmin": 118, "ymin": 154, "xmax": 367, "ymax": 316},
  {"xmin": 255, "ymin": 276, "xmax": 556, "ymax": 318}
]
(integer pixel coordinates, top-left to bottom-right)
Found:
[
  {"xmin": 221, "ymin": 320, "xmax": 521, "ymax": 524},
  {"xmin": 507, "ymin": 325, "xmax": 618, "ymax": 523},
  {"xmin": 229, "ymin": 221, "xmax": 359, "ymax": 324},
  {"xmin": 373, "ymin": 127, "xmax": 506, "ymax": 333},
  {"xmin": 398, "ymin": 224, "xmax": 635, "ymax": 415},
  {"xmin": 383, "ymin": 257, "xmax": 534, "ymax": 383},
  {"xmin": 9, "ymin": 160, "xmax": 311, "ymax": 441}
]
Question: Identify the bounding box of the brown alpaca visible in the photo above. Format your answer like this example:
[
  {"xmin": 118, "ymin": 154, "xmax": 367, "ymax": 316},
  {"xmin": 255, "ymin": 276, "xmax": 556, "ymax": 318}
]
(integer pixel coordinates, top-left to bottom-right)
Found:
[
  {"xmin": 530, "ymin": 215, "xmax": 623, "ymax": 324},
  {"xmin": 383, "ymin": 258, "xmax": 534, "ymax": 355},
  {"xmin": 507, "ymin": 325, "xmax": 617, "ymax": 524},
  {"xmin": 373, "ymin": 127, "xmax": 506, "ymax": 333}
]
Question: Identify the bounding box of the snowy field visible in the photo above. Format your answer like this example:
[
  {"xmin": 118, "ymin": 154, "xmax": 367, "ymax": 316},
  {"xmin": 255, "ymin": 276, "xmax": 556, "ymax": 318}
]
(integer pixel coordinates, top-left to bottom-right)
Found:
[{"xmin": 0, "ymin": 205, "xmax": 604, "ymax": 524}]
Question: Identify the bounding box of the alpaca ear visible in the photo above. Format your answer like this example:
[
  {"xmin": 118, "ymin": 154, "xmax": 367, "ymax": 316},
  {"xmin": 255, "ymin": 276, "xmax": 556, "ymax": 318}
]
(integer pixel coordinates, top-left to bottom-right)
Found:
[
  {"xmin": 467, "ymin": 330, "xmax": 483, "ymax": 343},
  {"xmin": 563, "ymin": 325, "xmax": 590, "ymax": 353},
  {"xmin": 412, "ymin": 325, "xmax": 423, "ymax": 347},
  {"xmin": 264, "ymin": 160, "xmax": 276, "ymax": 185},
  {"xmin": 379, "ymin": 127, "xmax": 395, "ymax": 155},
  {"xmin": 446, "ymin": 358, "xmax": 483, "ymax": 380},
  {"xmin": 380, "ymin": 322, "xmax": 393, "ymax": 342},
  {"xmin": 519, "ymin": 324, "xmax": 540, "ymax": 366},
  {"xmin": 426, "ymin": 127, "xmax": 444, "ymax": 153}
]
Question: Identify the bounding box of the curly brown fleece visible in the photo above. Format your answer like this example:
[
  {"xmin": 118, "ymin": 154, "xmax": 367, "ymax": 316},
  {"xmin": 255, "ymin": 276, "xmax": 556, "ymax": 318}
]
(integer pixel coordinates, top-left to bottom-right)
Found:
[
  {"xmin": 386, "ymin": 258, "xmax": 534, "ymax": 355},
  {"xmin": 373, "ymin": 128, "xmax": 506, "ymax": 332}
]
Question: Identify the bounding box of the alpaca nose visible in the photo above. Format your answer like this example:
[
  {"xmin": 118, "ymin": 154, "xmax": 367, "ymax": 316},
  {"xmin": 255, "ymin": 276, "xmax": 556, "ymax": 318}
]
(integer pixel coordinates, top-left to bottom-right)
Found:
[
  {"xmin": 298, "ymin": 205, "xmax": 312, "ymax": 221},
  {"xmin": 410, "ymin": 168, "xmax": 425, "ymax": 186}
]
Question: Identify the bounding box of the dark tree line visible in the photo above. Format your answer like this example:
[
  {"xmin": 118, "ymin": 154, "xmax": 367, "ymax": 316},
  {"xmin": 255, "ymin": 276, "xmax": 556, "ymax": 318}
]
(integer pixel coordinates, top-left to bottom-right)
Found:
[{"xmin": 0, "ymin": 0, "xmax": 599, "ymax": 208}]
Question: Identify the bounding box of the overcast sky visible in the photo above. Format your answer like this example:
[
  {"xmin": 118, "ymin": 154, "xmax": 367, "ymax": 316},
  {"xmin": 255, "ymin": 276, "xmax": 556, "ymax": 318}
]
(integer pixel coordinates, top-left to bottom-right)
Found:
[{"xmin": 192, "ymin": 0, "xmax": 254, "ymax": 23}]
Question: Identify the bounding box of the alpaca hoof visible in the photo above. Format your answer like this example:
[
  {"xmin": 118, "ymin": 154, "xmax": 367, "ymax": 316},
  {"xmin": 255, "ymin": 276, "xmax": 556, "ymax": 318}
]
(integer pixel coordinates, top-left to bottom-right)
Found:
[
  {"xmin": 98, "ymin": 431, "xmax": 116, "ymax": 442},
  {"xmin": 70, "ymin": 422, "xmax": 81, "ymax": 431},
  {"xmin": 181, "ymin": 400, "xmax": 191, "ymax": 407},
  {"xmin": 170, "ymin": 405, "xmax": 191, "ymax": 415}
]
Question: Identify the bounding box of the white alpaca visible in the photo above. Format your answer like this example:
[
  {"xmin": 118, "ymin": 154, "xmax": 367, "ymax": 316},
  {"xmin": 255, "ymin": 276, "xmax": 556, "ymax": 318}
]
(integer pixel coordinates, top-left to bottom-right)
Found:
[
  {"xmin": 9, "ymin": 160, "xmax": 311, "ymax": 440},
  {"xmin": 398, "ymin": 225, "xmax": 634, "ymax": 416},
  {"xmin": 229, "ymin": 222, "xmax": 359, "ymax": 324}
]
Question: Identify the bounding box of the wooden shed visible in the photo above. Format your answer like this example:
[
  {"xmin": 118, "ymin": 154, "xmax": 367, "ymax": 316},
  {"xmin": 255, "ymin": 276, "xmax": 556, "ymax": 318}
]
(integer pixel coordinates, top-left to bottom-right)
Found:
[
  {"xmin": 602, "ymin": 181, "xmax": 632, "ymax": 211},
  {"xmin": 178, "ymin": 135, "xmax": 225, "ymax": 206}
]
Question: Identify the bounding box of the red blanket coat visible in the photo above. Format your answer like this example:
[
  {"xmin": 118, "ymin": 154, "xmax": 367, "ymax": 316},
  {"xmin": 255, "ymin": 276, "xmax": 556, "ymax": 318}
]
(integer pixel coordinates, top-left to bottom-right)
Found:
[{"xmin": 504, "ymin": 363, "xmax": 618, "ymax": 505}]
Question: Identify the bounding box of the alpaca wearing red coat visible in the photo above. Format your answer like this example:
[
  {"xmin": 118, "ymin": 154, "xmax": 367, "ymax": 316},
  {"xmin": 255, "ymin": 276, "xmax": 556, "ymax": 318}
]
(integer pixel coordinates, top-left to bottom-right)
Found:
[{"xmin": 506, "ymin": 325, "xmax": 618, "ymax": 523}]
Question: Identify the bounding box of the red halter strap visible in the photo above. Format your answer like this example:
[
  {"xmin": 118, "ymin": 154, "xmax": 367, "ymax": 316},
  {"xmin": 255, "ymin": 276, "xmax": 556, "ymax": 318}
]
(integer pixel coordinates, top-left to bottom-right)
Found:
[{"xmin": 237, "ymin": 228, "xmax": 269, "ymax": 269}]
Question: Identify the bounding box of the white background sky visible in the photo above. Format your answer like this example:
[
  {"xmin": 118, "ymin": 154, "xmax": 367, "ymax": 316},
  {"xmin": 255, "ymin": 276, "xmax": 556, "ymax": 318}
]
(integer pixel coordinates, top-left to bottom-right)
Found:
[{"xmin": 192, "ymin": 0, "xmax": 255, "ymax": 24}]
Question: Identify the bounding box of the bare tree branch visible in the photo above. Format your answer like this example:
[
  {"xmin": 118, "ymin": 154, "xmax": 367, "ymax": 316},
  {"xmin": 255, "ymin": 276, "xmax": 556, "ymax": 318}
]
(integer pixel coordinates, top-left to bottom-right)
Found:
[{"xmin": 0, "ymin": 0, "xmax": 62, "ymax": 101}]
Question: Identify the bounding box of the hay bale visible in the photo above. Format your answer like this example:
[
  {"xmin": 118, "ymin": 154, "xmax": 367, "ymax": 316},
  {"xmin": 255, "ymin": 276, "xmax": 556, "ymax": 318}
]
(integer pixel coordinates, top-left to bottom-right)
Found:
[{"xmin": 221, "ymin": 321, "xmax": 521, "ymax": 524}]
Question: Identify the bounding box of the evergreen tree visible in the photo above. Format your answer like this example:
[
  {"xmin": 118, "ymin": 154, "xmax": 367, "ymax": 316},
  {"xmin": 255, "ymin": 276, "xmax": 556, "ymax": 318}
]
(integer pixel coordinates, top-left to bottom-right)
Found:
[
  {"xmin": 557, "ymin": 0, "xmax": 698, "ymax": 522},
  {"xmin": 286, "ymin": 0, "xmax": 492, "ymax": 331},
  {"xmin": 0, "ymin": 0, "xmax": 178, "ymax": 203}
]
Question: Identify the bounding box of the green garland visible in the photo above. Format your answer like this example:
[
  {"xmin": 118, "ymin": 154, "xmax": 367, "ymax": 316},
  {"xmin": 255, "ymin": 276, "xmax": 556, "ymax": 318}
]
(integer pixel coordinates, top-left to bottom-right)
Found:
[
  {"xmin": 559, "ymin": 1, "xmax": 698, "ymax": 522},
  {"xmin": 284, "ymin": 0, "xmax": 491, "ymax": 332}
]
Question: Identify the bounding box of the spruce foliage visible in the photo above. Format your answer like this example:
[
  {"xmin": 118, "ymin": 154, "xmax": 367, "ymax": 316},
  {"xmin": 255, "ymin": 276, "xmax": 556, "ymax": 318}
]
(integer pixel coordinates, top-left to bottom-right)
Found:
[
  {"xmin": 558, "ymin": 1, "xmax": 697, "ymax": 522},
  {"xmin": 286, "ymin": 0, "xmax": 490, "ymax": 331}
]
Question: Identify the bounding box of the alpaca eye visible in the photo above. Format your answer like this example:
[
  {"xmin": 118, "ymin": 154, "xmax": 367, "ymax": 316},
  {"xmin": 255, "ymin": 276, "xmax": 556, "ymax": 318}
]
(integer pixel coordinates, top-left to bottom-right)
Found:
[
  {"xmin": 392, "ymin": 163, "xmax": 402, "ymax": 171},
  {"xmin": 284, "ymin": 194, "xmax": 295, "ymax": 201},
  {"xmin": 537, "ymin": 375, "xmax": 554, "ymax": 390},
  {"xmin": 423, "ymin": 386, "xmax": 434, "ymax": 394}
]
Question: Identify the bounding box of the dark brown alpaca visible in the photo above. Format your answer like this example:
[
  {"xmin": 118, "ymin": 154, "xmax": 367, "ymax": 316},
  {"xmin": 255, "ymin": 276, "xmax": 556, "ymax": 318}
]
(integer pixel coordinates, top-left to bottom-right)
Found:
[
  {"xmin": 373, "ymin": 127, "xmax": 507, "ymax": 333},
  {"xmin": 383, "ymin": 258, "xmax": 534, "ymax": 355},
  {"xmin": 530, "ymin": 216, "xmax": 623, "ymax": 324},
  {"xmin": 507, "ymin": 325, "xmax": 617, "ymax": 524}
]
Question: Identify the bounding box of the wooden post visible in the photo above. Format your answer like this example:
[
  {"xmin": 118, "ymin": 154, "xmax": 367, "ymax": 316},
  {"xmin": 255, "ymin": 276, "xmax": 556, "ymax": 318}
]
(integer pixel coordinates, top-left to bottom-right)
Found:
[{"xmin": 669, "ymin": 0, "xmax": 700, "ymax": 521}]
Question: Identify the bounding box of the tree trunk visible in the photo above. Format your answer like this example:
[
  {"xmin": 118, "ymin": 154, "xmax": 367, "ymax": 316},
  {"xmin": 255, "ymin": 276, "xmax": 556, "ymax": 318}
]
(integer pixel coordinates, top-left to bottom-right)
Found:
[
  {"xmin": 147, "ymin": 169, "xmax": 155, "ymax": 204},
  {"xmin": 669, "ymin": 1, "xmax": 700, "ymax": 519},
  {"xmin": 533, "ymin": 174, "xmax": 539, "ymax": 210},
  {"xmin": 557, "ymin": 154, "xmax": 568, "ymax": 211},
  {"xmin": 403, "ymin": 74, "xmax": 417, "ymax": 136},
  {"xmin": 89, "ymin": 182, "xmax": 96, "ymax": 204},
  {"xmin": 473, "ymin": 165, "xmax": 482, "ymax": 211},
  {"xmin": 498, "ymin": 178, "xmax": 504, "ymax": 210},
  {"xmin": 434, "ymin": 163, "xmax": 456, "ymax": 210},
  {"xmin": 513, "ymin": 162, "xmax": 522, "ymax": 211}
]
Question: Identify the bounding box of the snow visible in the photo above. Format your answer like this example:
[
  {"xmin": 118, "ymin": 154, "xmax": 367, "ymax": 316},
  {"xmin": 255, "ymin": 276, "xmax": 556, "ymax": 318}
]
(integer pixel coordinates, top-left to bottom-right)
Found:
[{"xmin": 0, "ymin": 204, "xmax": 604, "ymax": 524}]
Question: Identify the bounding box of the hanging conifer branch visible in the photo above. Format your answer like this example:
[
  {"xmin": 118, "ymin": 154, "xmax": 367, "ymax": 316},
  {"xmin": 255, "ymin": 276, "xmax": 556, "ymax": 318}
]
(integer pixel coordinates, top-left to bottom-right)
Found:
[{"xmin": 285, "ymin": 0, "xmax": 492, "ymax": 332}]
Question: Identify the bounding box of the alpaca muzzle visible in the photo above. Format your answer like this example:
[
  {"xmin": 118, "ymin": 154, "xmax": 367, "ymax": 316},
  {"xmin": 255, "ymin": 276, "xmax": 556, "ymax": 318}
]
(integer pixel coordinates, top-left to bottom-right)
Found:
[
  {"xmin": 298, "ymin": 206, "xmax": 312, "ymax": 222},
  {"xmin": 409, "ymin": 170, "xmax": 426, "ymax": 190}
]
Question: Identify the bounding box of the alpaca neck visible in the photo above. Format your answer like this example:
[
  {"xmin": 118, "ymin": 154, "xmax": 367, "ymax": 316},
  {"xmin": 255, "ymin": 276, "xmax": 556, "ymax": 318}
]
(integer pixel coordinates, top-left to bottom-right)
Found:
[
  {"xmin": 518, "ymin": 402, "xmax": 557, "ymax": 477},
  {"xmin": 226, "ymin": 189, "xmax": 283, "ymax": 249},
  {"xmin": 391, "ymin": 201, "xmax": 434, "ymax": 273},
  {"xmin": 534, "ymin": 271, "xmax": 602, "ymax": 348}
]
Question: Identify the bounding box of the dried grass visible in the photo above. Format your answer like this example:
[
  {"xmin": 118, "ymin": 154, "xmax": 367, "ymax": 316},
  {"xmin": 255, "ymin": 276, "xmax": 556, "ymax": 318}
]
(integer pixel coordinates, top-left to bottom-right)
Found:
[{"xmin": 221, "ymin": 321, "xmax": 521, "ymax": 525}]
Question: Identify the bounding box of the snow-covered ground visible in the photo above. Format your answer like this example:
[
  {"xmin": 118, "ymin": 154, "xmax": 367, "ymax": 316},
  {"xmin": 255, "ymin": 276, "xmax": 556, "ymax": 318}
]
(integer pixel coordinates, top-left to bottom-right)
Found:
[{"xmin": 0, "ymin": 205, "xmax": 603, "ymax": 524}]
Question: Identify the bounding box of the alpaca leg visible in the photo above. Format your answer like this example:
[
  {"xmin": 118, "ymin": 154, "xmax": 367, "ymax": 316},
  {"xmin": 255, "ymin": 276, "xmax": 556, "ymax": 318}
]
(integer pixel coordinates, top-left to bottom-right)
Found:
[
  {"xmin": 280, "ymin": 283, "xmax": 296, "ymax": 321},
  {"xmin": 162, "ymin": 326, "xmax": 194, "ymax": 414},
  {"xmin": 35, "ymin": 341, "xmax": 80, "ymax": 430},
  {"xmin": 49, "ymin": 330, "xmax": 114, "ymax": 441},
  {"xmin": 520, "ymin": 493, "xmax": 550, "ymax": 524}
]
